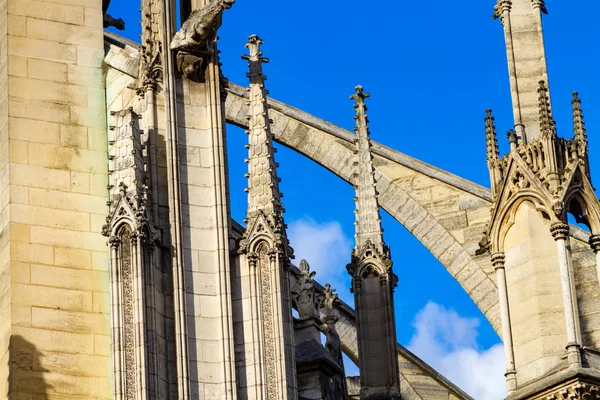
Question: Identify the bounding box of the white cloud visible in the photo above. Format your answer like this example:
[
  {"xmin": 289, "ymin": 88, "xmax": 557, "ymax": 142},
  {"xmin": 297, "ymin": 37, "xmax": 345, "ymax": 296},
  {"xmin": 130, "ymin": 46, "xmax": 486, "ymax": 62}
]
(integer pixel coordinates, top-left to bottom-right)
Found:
[
  {"xmin": 408, "ymin": 302, "xmax": 507, "ymax": 400},
  {"xmin": 288, "ymin": 220, "xmax": 505, "ymax": 395},
  {"xmin": 287, "ymin": 218, "xmax": 354, "ymax": 305}
]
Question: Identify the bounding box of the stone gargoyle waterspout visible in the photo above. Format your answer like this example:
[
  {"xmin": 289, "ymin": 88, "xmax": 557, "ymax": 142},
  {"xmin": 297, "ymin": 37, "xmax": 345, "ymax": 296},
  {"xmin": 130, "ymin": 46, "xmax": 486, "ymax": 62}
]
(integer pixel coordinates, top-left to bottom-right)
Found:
[{"xmin": 170, "ymin": 0, "xmax": 234, "ymax": 82}]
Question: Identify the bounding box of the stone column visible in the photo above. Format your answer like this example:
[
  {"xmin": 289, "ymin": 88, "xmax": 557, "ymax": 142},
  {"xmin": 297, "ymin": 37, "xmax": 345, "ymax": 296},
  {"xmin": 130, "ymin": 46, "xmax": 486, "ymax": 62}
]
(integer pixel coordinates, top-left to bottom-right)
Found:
[
  {"xmin": 550, "ymin": 223, "xmax": 581, "ymax": 367},
  {"xmin": 109, "ymin": 237, "xmax": 124, "ymax": 399},
  {"xmin": 492, "ymin": 253, "xmax": 517, "ymax": 392}
]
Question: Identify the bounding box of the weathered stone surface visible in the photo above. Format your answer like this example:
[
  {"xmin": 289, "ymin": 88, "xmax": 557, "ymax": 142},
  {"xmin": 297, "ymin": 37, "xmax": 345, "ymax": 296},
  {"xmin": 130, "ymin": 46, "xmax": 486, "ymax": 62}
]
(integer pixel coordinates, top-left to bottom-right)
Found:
[
  {"xmin": 1, "ymin": 3, "xmax": 111, "ymax": 398},
  {"xmin": 224, "ymin": 83, "xmax": 501, "ymax": 334}
]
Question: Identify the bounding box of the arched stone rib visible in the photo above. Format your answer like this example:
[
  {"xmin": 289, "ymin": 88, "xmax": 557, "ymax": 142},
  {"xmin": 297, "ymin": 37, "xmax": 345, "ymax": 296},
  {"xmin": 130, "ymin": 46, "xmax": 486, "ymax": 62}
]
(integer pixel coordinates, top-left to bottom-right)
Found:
[{"xmin": 225, "ymin": 83, "xmax": 501, "ymax": 334}]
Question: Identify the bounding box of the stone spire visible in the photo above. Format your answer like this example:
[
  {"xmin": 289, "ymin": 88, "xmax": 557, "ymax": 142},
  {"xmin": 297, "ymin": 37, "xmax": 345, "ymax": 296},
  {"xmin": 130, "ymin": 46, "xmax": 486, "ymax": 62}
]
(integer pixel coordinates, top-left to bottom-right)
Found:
[
  {"xmin": 538, "ymin": 80, "xmax": 556, "ymax": 138},
  {"xmin": 494, "ymin": 0, "xmax": 551, "ymax": 140},
  {"xmin": 350, "ymin": 86, "xmax": 385, "ymax": 255},
  {"xmin": 237, "ymin": 35, "xmax": 297, "ymax": 399},
  {"xmin": 572, "ymin": 92, "xmax": 590, "ymax": 178},
  {"xmin": 241, "ymin": 35, "xmax": 285, "ymax": 230},
  {"xmin": 346, "ymin": 86, "xmax": 400, "ymax": 400},
  {"xmin": 485, "ymin": 109, "xmax": 500, "ymax": 163},
  {"xmin": 485, "ymin": 109, "xmax": 503, "ymax": 197}
]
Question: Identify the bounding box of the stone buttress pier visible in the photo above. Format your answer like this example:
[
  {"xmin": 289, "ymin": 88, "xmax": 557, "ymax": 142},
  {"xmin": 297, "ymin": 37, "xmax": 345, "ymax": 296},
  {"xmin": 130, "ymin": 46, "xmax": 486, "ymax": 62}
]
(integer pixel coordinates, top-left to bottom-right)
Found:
[{"xmin": 346, "ymin": 86, "xmax": 401, "ymax": 400}]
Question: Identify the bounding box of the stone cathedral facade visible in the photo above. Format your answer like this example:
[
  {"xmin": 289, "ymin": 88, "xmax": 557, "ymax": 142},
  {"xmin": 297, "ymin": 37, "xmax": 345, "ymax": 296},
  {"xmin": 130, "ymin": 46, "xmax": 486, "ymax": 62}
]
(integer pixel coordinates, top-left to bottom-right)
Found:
[{"xmin": 0, "ymin": 0, "xmax": 600, "ymax": 399}]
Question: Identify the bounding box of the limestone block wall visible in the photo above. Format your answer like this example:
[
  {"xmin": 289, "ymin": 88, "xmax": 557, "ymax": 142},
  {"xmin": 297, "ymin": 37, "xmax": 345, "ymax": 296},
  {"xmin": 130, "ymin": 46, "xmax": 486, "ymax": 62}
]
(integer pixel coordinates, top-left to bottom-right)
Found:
[
  {"xmin": 177, "ymin": 76, "xmax": 236, "ymax": 399},
  {"xmin": 0, "ymin": 0, "xmax": 10, "ymax": 395},
  {"xmin": 571, "ymin": 236, "xmax": 600, "ymax": 349},
  {"xmin": 105, "ymin": 62, "xmax": 178, "ymax": 397},
  {"xmin": 3, "ymin": 0, "xmax": 111, "ymax": 397},
  {"xmin": 104, "ymin": 41, "xmax": 239, "ymax": 396},
  {"xmin": 501, "ymin": 0, "xmax": 550, "ymax": 140},
  {"xmin": 504, "ymin": 202, "xmax": 566, "ymax": 384},
  {"xmin": 230, "ymin": 252, "xmax": 263, "ymax": 398}
]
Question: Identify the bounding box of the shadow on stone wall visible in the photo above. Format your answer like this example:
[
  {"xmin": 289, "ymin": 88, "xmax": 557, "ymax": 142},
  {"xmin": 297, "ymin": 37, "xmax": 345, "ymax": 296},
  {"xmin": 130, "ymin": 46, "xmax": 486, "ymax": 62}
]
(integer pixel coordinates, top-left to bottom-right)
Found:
[{"xmin": 8, "ymin": 335, "xmax": 50, "ymax": 397}]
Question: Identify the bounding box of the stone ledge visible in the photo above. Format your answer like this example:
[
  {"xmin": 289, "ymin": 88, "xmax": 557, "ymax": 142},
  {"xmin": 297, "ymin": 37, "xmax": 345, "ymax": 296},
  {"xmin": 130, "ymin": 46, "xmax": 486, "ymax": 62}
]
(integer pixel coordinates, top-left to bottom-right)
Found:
[{"xmin": 508, "ymin": 366, "xmax": 600, "ymax": 400}]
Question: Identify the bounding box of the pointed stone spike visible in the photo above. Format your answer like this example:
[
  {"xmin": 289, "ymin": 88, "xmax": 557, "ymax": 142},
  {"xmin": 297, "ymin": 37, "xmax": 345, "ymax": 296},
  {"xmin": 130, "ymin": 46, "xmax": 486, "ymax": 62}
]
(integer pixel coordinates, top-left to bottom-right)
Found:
[
  {"xmin": 242, "ymin": 33, "xmax": 288, "ymax": 253},
  {"xmin": 349, "ymin": 85, "xmax": 386, "ymax": 254},
  {"xmin": 538, "ymin": 80, "xmax": 556, "ymax": 137},
  {"xmin": 485, "ymin": 109, "xmax": 499, "ymax": 162},
  {"xmin": 572, "ymin": 92, "xmax": 587, "ymax": 143}
]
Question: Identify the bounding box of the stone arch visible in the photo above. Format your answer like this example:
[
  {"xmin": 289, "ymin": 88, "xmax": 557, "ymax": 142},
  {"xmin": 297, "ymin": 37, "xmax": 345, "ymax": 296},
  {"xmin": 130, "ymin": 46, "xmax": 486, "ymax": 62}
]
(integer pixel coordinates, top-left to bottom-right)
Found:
[{"xmin": 225, "ymin": 83, "xmax": 502, "ymax": 332}]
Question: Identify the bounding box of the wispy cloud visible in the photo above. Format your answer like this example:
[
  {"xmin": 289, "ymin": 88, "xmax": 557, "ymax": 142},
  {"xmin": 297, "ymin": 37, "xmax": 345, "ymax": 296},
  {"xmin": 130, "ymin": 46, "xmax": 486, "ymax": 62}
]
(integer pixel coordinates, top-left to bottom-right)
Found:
[
  {"xmin": 288, "ymin": 218, "xmax": 359, "ymax": 376},
  {"xmin": 408, "ymin": 302, "xmax": 507, "ymax": 400},
  {"xmin": 287, "ymin": 218, "xmax": 354, "ymax": 305}
]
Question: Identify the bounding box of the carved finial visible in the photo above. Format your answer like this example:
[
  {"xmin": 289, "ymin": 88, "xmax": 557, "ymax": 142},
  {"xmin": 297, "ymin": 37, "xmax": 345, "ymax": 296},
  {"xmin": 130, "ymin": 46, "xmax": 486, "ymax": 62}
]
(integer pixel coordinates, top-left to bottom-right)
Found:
[
  {"xmin": 538, "ymin": 80, "xmax": 556, "ymax": 137},
  {"xmin": 485, "ymin": 109, "xmax": 499, "ymax": 162},
  {"xmin": 350, "ymin": 85, "xmax": 370, "ymax": 124},
  {"xmin": 242, "ymin": 34, "xmax": 269, "ymax": 64}
]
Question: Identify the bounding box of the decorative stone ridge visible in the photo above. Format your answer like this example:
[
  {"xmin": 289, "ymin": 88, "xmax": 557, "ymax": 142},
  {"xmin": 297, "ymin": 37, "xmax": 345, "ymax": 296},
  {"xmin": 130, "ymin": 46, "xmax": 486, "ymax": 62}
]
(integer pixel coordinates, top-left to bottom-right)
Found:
[
  {"xmin": 551, "ymin": 223, "xmax": 570, "ymax": 240},
  {"xmin": 529, "ymin": 380, "xmax": 600, "ymax": 400},
  {"xmin": 589, "ymin": 235, "xmax": 600, "ymax": 253},
  {"xmin": 491, "ymin": 253, "xmax": 506, "ymax": 269},
  {"xmin": 479, "ymin": 82, "xmax": 600, "ymax": 255}
]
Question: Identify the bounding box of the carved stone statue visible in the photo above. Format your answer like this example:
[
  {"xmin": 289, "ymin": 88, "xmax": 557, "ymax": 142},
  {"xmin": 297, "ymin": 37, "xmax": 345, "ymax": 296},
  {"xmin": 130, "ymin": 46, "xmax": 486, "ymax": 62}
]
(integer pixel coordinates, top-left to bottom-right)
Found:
[
  {"xmin": 291, "ymin": 260, "xmax": 317, "ymax": 319},
  {"xmin": 319, "ymin": 284, "xmax": 341, "ymax": 362},
  {"xmin": 319, "ymin": 284, "xmax": 348, "ymax": 400},
  {"xmin": 102, "ymin": 0, "xmax": 125, "ymax": 30},
  {"xmin": 170, "ymin": 0, "xmax": 234, "ymax": 82}
]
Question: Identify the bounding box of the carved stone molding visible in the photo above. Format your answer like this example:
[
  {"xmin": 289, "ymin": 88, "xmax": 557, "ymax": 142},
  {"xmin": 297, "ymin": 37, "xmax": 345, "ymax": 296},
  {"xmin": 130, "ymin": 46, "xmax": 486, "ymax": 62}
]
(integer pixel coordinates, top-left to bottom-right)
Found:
[
  {"xmin": 538, "ymin": 381, "xmax": 600, "ymax": 400},
  {"xmin": 491, "ymin": 252, "xmax": 506, "ymax": 270},
  {"xmin": 589, "ymin": 235, "xmax": 600, "ymax": 254},
  {"xmin": 551, "ymin": 223, "xmax": 570, "ymax": 241}
]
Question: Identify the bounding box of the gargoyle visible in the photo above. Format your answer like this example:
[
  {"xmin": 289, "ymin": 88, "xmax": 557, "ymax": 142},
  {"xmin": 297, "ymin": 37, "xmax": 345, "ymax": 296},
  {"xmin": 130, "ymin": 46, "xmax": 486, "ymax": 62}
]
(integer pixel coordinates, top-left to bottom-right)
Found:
[
  {"xmin": 170, "ymin": 0, "xmax": 234, "ymax": 82},
  {"xmin": 103, "ymin": 0, "xmax": 125, "ymax": 30}
]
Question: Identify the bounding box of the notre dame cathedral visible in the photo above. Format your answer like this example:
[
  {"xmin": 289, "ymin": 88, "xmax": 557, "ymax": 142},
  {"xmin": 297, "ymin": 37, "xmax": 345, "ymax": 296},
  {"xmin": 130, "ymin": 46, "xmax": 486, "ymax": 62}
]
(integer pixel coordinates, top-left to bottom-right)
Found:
[{"xmin": 1, "ymin": 0, "xmax": 600, "ymax": 399}]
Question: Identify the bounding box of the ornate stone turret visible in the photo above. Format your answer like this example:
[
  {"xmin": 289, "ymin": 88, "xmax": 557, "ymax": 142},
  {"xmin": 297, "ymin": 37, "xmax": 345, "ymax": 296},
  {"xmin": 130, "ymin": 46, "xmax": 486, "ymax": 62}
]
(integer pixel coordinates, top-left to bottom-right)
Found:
[
  {"xmin": 237, "ymin": 35, "xmax": 297, "ymax": 399},
  {"xmin": 483, "ymin": 79, "xmax": 600, "ymax": 398},
  {"xmin": 494, "ymin": 0, "xmax": 551, "ymax": 141},
  {"xmin": 346, "ymin": 86, "xmax": 400, "ymax": 400}
]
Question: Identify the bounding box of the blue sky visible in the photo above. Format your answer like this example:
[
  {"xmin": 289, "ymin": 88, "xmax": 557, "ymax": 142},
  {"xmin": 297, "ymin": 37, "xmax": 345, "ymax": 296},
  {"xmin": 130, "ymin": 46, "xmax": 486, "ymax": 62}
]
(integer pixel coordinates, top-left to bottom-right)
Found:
[{"xmin": 108, "ymin": 1, "xmax": 600, "ymax": 398}]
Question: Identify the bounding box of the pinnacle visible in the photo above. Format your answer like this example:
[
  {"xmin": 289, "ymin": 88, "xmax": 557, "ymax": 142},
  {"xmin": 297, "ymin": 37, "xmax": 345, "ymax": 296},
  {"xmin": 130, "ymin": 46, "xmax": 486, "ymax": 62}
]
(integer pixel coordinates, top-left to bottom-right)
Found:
[
  {"xmin": 350, "ymin": 85, "xmax": 370, "ymax": 105},
  {"xmin": 242, "ymin": 34, "xmax": 269, "ymax": 64},
  {"xmin": 485, "ymin": 109, "xmax": 499, "ymax": 162},
  {"xmin": 537, "ymin": 80, "xmax": 556, "ymax": 137}
]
